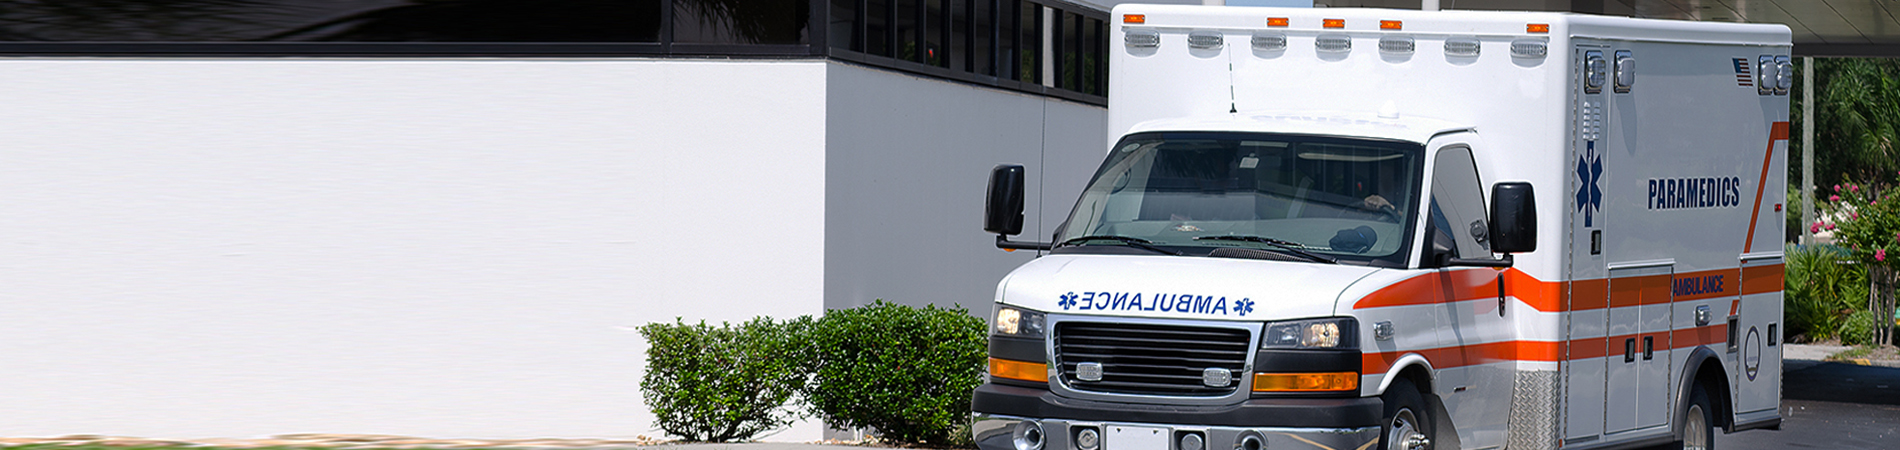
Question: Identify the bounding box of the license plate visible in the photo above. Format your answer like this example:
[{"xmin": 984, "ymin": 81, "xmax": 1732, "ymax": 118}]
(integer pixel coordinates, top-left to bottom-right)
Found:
[{"xmin": 1105, "ymin": 425, "xmax": 1169, "ymax": 450}]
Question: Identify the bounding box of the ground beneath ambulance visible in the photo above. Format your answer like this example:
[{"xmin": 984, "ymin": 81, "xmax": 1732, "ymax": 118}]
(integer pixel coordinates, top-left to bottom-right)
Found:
[{"xmin": 1711, "ymin": 359, "xmax": 1900, "ymax": 450}]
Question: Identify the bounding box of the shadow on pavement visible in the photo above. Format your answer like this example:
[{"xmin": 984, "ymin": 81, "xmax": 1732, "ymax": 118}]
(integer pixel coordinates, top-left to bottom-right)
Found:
[
  {"xmin": 1714, "ymin": 361, "xmax": 1900, "ymax": 450},
  {"xmin": 1784, "ymin": 362, "xmax": 1900, "ymax": 405}
]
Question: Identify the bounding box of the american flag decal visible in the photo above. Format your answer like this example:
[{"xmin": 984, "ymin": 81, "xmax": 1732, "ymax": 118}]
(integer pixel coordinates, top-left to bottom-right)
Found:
[{"xmin": 1734, "ymin": 58, "xmax": 1753, "ymax": 87}]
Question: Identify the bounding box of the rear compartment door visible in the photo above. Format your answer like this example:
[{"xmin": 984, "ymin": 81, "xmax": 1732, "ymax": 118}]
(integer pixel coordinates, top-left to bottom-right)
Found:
[{"xmin": 1735, "ymin": 255, "xmax": 1783, "ymax": 414}]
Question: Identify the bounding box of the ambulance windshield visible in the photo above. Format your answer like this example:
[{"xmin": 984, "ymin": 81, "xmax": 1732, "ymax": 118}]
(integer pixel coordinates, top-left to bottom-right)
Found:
[{"xmin": 1057, "ymin": 132, "xmax": 1423, "ymax": 267}]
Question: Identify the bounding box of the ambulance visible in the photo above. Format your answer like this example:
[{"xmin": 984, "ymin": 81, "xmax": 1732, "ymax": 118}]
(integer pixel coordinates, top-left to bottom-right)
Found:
[{"xmin": 971, "ymin": 5, "xmax": 1789, "ymax": 450}]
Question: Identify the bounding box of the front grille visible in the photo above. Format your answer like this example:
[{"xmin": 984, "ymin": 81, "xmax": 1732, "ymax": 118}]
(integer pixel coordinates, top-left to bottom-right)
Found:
[{"xmin": 1054, "ymin": 321, "xmax": 1252, "ymax": 396}]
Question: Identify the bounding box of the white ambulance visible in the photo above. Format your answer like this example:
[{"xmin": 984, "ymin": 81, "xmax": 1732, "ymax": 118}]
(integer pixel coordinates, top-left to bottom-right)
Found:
[{"xmin": 972, "ymin": 5, "xmax": 1789, "ymax": 450}]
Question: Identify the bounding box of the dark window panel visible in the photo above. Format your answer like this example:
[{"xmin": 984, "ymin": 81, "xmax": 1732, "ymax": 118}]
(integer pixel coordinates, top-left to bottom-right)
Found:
[
  {"xmin": 950, "ymin": 0, "xmax": 968, "ymax": 72},
  {"xmin": 1083, "ymin": 16, "xmax": 1099, "ymax": 95},
  {"xmin": 831, "ymin": 0, "xmax": 860, "ymax": 50},
  {"xmin": 896, "ymin": 0, "xmax": 919, "ymax": 61},
  {"xmin": 674, "ymin": 0, "xmax": 809, "ymax": 45},
  {"xmin": 1062, "ymin": 10, "xmax": 1079, "ymax": 90},
  {"xmin": 866, "ymin": 0, "xmax": 891, "ymax": 55},
  {"xmin": 1098, "ymin": 17, "xmax": 1108, "ymax": 96},
  {"xmin": 997, "ymin": 0, "xmax": 1016, "ymax": 81},
  {"xmin": 926, "ymin": 0, "xmax": 945, "ymax": 67},
  {"xmin": 1018, "ymin": 0, "xmax": 1038, "ymax": 83},
  {"xmin": 972, "ymin": 0, "xmax": 992, "ymax": 76},
  {"xmin": 0, "ymin": 0, "xmax": 666, "ymax": 43}
]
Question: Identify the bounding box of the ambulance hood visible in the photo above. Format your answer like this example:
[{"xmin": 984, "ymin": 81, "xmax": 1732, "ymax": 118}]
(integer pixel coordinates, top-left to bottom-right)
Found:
[{"xmin": 997, "ymin": 254, "xmax": 1383, "ymax": 321}]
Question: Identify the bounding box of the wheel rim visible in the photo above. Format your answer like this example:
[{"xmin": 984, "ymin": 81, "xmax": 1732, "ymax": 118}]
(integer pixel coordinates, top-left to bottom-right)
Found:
[
  {"xmin": 1388, "ymin": 408, "xmax": 1425, "ymax": 450},
  {"xmin": 1684, "ymin": 404, "xmax": 1709, "ymax": 450}
]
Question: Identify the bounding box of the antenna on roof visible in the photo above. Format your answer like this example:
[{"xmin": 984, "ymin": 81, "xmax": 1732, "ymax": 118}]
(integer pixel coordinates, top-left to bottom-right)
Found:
[{"xmin": 1229, "ymin": 63, "xmax": 1239, "ymax": 114}]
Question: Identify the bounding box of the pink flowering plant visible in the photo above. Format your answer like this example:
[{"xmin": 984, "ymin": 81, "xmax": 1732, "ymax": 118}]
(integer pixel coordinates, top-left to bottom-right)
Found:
[{"xmin": 1816, "ymin": 181, "xmax": 1900, "ymax": 267}]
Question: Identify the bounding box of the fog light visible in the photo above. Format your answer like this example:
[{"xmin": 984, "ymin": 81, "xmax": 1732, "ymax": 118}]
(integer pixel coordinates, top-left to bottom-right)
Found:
[
  {"xmin": 1236, "ymin": 434, "xmax": 1264, "ymax": 450},
  {"xmin": 1179, "ymin": 432, "xmax": 1204, "ymax": 450},
  {"xmin": 1013, "ymin": 421, "xmax": 1045, "ymax": 450},
  {"xmin": 1075, "ymin": 428, "xmax": 1100, "ymax": 450}
]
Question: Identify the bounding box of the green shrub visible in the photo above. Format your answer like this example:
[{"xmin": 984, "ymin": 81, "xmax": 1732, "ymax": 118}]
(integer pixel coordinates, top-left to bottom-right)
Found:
[
  {"xmin": 1842, "ymin": 309, "xmax": 1880, "ymax": 346},
  {"xmin": 1786, "ymin": 244, "xmax": 1869, "ymax": 341},
  {"xmin": 806, "ymin": 300, "xmax": 987, "ymax": 447},
  {"xmin": 639, "ymin": 317, "xmax": 814, "ymax": 442}
]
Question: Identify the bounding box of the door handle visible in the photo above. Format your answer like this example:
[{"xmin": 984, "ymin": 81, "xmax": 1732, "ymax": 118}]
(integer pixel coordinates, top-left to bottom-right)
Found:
[
  {"xmin": 1643, "ymin": 336, "xmax": 1654, "ymax": 360},
  {"xmin": 1624, "ymin": 338, "xmax": 1636, "ymax": 363},
  {"xmin": 1497, "ymin": 274, "xmax": 1507, "ymax": 317}
]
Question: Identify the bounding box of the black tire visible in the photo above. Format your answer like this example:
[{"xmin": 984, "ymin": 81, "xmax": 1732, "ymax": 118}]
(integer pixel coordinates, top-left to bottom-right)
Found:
[
  {"xmin": 1676, "ymin": 384, "xmax": 1716, "ymax": 450},
  {"xmin": 1380, "ymin": 377, "xmax": 1434, "ymax": 450}
]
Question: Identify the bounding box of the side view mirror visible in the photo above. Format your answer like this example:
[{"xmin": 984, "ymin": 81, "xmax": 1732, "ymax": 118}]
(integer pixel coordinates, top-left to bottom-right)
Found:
[
  {"xmin": 984, "ymin": 165, "xmax": 1026, "ymax": 235},
  {"xmin": 985, "ymin": 165, "xmax": 1052, "ymax": 251},
  {"xmin": 1490, "ymin": 182, "xmax": 1537, "ymax": 254}
]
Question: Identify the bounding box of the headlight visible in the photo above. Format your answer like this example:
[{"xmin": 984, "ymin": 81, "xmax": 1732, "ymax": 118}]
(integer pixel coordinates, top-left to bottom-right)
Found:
[
  {"xmin": 993, "ymin": 304, "xmax": 1047, "ymax": 338},
  {"xmin": 1262, "ymin": 317, "xmax": 1358, "ymax": 349}
]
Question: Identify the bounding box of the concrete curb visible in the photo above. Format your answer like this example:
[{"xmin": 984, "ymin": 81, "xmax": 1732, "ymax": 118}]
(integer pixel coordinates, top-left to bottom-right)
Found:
[{"xmin": 1785, "ymin": 343, "xmax": 1900, "ymax": 368}]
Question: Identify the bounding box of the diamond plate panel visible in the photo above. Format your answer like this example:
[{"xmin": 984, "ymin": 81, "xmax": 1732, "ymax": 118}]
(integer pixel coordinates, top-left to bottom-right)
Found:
[{"xmin": 1508, "ymin": 370, "xmax": 1562, "ymax": 450}]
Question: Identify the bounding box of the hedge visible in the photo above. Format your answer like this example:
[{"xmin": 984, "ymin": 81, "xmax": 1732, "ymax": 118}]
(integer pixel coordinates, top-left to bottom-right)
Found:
[
  {"xmin": 638, "ymin": 317, "xmax": 815, "ymax": 442},
  {"xmin": 639, "ymin": 301, "xmax": 987, "ymax": 447}
]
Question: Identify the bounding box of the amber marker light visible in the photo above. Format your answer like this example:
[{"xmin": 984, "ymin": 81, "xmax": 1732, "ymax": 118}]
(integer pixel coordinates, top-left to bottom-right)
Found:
[
  {"xmin": 1252, "ymin": 372, "xmax": 1359, "ymax": 392},
  {"xmin": 1527, "ymin": 23, "xmax": 1550, "ymax": 33},
  {"xmin": 1380, "ymin": 20, "xmax": 1402, "ymax": 30},
  {"xmin": 1322, "ymin": 18, "xmax": 1346, "ymax": 29},
  {"xmin": 1124, "ymin": 14, "xmax": 1146, "ymax": 24},
  {"xmin": 989, "ymin": 357, "xmax": 1048, "ymax": 383},
  {"xmin": 1267, "ymin": 17, "xmax": 1289, "ymax": 27}
]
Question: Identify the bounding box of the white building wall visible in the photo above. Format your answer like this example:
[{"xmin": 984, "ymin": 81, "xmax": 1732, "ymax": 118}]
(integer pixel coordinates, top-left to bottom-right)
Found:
[
  {"xmin": 0, "ymin": 58, "xmax": 829, "ymax": 440},
  {"xmin": 822, "ymin": 61, "xmax": 1107, "ymax": 313},
  {"xmin": 0, "ymin": 56, "xmax": 1106, "ymax": 443}
]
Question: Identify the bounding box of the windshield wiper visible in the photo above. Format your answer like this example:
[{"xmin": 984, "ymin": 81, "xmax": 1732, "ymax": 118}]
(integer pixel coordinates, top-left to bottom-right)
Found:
[
  {"xmin": 1057, "ymin": 235, "xmax": 1182, "ymax": 256},
  {"xmin": 1193, "ymin": 235, "xmax": 1337, "ymax": 264}
]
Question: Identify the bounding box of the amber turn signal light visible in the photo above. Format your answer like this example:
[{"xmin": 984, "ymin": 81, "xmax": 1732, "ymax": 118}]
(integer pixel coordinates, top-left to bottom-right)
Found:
[
  {"xmin": 989, "ymin": 357, "xmax": 1048, "ymax": 383},
  {"xmin": 1252, "ymin": 372, "xmax": 1359, "ymax": 392}
]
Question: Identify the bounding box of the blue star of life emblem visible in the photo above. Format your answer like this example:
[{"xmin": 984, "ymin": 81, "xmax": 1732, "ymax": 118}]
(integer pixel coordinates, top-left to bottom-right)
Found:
[
  {"xmin": 1058, "ymin": 292, "xmax": 1078, "ymax": 310},
  {"xmin": 1575, "ymin": 141, "xmax": 1604, "ymax": 227},
  {"xmin": 1235, "ymin": 298, "xmax": 1255, "ymax": 316}
]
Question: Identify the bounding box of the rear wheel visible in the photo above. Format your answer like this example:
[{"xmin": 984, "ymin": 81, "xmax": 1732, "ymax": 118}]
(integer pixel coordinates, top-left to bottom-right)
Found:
[
  {"xmin": 1679, "ymin": 384, "xmax": 1716, "ymax": 450},
  {"xmin": 1380, "ymin": 377, "xmax": 1433, "ymax": 450}
]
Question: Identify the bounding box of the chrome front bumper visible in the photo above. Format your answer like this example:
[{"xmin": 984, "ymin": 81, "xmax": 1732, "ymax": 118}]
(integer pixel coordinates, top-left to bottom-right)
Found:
[{"xmin": 973, "ymin": 413, "xmax": 1381, "ymax": 450}]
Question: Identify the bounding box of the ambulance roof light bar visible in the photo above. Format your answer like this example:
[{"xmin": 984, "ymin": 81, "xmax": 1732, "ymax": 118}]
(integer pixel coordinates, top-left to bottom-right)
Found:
[
  {"xmin": 1316, "ymin": 34, "xmax": 1351, "ymax": 53},
  {"xmin": 1379, "ymin": 36, "xmax": 1415, "ymax": 55},
  {"xmin": 1125, "ymin": 29, "xmax": 1159, "ymax": 48},
  {"xmin": 1444, "ymin": 37, "xmax": 1481, "ymax": 57},
  {"xmin": 1512, "ymin": 38, "xmax": 1548, "ymax": 58},
  {"xmin": 1188, "ymin": 30, "xmax": 1224, "ymax": 49},
  {"xmin": 1252, "ymin": 32, "xmax": 1287, "ymax": 51}
]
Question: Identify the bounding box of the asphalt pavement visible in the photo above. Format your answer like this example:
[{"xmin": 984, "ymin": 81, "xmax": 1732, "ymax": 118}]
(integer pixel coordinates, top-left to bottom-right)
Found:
[
  {"xmin": 1715, "ymin": 359, "xmax": 1900, "ymax": 449},
  {"xmin": 644, "ymin": 347, "xmax": 1900, "ymax": 450}
]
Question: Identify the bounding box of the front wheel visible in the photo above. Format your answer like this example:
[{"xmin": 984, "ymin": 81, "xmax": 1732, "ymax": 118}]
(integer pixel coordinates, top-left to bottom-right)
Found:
[
  {"xmin": 1678, "ymin": 384, "xmax": 1716, "ymax": 450},
  {"xmin": 1381, "ymin": 378, "xmax": 1433, "ymax": 450}
]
